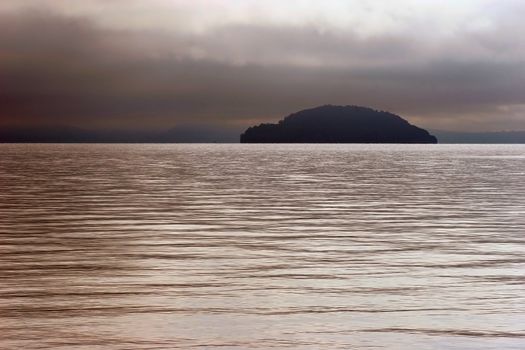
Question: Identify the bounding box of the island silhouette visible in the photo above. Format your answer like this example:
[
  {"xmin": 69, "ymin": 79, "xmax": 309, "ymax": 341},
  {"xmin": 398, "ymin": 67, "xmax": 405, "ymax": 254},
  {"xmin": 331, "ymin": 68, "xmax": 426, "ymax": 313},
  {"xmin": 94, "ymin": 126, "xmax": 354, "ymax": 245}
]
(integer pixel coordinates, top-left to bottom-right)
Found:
[{"xmin": 240, "ymin": 105, "xmax": 438, "ymax": 143}]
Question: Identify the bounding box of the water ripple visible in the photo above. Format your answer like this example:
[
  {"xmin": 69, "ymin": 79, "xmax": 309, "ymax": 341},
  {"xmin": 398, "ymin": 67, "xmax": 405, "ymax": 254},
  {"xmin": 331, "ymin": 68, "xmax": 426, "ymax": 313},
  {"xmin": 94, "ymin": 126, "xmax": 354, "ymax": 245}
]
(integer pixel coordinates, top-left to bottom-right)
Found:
[{"xmin": 1, "ymin": 144, "xmax": 524, "ymax": 349}]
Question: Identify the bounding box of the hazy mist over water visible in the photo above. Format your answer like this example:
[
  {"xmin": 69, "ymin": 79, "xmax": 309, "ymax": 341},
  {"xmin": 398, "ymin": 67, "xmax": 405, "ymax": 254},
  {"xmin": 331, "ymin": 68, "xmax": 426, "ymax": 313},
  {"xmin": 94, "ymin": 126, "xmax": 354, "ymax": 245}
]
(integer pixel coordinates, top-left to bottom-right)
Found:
[{"xmin": 1, "ymin": 144, "xmax": 525, "ymax": 349}]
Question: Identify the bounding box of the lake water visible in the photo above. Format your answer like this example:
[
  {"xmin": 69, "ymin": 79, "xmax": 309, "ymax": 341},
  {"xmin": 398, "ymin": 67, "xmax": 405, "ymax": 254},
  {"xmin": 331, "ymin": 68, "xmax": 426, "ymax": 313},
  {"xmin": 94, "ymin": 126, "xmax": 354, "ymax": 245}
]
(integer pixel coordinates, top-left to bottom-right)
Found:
[{"xmin": 1, "ymin": 144, "xmax": 524, "ymax": 349}]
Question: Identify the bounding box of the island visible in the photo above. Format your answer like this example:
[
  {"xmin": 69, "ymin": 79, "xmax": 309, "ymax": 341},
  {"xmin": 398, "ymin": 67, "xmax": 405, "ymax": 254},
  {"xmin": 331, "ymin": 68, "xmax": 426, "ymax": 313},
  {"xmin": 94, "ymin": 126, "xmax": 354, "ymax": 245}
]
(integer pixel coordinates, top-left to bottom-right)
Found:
[{"xmin": 240, "ymin": 105, "xmax": 438, "ymax": 143}]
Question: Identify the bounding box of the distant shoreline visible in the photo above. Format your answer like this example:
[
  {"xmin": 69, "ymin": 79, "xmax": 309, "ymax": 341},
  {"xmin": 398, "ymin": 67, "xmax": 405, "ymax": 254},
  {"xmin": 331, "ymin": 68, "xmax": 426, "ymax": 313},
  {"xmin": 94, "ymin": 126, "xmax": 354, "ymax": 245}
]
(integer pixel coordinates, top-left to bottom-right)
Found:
[{"xmin": 2, "ymin": 142, "xmax": 525, "ymax": 145}]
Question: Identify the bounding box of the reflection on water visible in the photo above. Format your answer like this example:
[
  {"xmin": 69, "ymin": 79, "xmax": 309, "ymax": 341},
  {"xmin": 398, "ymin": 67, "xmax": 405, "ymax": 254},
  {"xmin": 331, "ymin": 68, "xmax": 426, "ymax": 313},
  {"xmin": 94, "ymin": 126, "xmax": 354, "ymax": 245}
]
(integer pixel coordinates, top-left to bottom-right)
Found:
[{"xmin": 1, "ymin": 144, "xmax": 524, "ymax": 349}]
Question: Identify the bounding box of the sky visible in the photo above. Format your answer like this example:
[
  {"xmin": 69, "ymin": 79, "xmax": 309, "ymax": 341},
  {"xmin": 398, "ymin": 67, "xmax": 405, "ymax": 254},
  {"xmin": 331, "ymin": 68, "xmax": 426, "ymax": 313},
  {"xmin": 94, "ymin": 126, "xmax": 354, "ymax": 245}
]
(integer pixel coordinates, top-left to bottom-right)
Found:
[{"xmin": 1, "ymin": 0, "xmax": 525, "ymax": 134}]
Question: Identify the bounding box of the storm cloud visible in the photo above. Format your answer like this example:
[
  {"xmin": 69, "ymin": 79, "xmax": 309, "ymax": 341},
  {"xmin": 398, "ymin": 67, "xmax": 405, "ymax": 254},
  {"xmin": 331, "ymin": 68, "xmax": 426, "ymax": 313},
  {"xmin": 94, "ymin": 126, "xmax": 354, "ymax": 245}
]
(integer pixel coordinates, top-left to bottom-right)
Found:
[{"xmin": 1, "ymin": 1, "xmax": 525, "ymax": 132}]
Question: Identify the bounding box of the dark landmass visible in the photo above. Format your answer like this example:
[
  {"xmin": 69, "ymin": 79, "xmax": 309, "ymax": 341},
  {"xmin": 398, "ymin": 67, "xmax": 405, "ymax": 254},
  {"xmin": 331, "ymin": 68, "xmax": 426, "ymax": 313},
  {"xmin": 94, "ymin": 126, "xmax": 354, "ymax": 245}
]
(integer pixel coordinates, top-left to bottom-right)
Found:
[
  {"xmin": 240, "ymin": 105, "xmax": 437, "ymax": 143},
  {"xmin": 0, "ymin": 124, "xmax": 240, "ymax": 143},
  {"xmin": 3, "ymin": 111, "xmax": 524, "ymax": 144},
  {"xmin": 431, "ymin": 130, "xmax": 525, "ymax": 144}
]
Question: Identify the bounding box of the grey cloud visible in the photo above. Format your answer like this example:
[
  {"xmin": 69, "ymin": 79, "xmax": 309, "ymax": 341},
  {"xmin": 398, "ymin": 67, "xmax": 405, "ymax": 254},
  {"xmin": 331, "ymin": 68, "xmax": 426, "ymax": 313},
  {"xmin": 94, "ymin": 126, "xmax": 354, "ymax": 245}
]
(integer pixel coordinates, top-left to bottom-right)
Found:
[{"xmin": 1, "ymin": 10, "xmax": 524, "ymax": 132}]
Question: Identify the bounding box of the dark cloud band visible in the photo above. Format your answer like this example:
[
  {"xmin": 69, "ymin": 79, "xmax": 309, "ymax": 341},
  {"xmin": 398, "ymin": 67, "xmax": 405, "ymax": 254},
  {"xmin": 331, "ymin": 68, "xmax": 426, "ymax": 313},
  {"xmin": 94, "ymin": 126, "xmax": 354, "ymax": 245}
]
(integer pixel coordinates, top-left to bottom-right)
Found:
[{"xmin": 1, "ymin": 8, "xmax": 524, "ymax": 132}]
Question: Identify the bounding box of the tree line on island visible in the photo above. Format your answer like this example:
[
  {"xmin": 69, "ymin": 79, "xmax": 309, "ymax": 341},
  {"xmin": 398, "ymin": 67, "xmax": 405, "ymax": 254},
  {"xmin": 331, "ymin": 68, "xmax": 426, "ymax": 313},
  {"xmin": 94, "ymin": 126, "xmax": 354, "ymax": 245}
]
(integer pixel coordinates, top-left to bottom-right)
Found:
[{"xmin": 240, "ymin": 105, "xmax": 437, "ymax": 143}]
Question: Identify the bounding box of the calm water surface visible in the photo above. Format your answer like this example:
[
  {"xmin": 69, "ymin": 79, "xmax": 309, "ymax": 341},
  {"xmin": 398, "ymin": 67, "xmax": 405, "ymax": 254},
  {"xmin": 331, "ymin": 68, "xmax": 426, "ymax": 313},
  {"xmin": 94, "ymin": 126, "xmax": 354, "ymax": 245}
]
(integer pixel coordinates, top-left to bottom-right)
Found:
[{"xmin": 1, "ymin": 144, "xmax": 525, "ymax": 349}]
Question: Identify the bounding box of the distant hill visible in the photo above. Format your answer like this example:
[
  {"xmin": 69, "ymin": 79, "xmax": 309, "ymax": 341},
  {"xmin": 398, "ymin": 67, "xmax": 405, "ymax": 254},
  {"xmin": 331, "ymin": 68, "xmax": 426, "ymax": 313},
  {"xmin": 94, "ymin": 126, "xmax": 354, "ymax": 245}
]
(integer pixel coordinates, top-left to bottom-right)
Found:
[
  {"xmin": 431, "ymin": 130, "xmax": 525, "ymax": 144},
  {"xmin": 0, "ymin": 124, "xmax": 240, "ymax": 143},
  {"xmin": 240, "ymin": 105, "xmax": 437, "ymax": 143}
]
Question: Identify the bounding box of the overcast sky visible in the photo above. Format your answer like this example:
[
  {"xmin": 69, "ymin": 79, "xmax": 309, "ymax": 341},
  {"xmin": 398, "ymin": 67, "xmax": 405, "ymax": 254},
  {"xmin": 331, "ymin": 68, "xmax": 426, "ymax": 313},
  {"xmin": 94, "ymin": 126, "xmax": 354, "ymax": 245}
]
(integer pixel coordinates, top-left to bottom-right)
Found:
[{"xmin": 1, "ymin": 0, "xmax": 524, "ymax": 132}]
